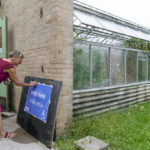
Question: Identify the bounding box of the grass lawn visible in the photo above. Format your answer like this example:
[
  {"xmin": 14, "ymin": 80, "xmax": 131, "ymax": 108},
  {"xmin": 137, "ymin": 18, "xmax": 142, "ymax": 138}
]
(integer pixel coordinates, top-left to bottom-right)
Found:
[{"xmin": 55, "ymin": 101, "xmax": 150, "ymax": 150}]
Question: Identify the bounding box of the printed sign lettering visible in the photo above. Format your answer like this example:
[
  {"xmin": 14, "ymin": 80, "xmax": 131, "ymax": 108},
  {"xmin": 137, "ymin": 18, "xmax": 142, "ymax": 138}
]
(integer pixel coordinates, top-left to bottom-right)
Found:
[{"xmin": 24, "ymin": 83, "xmax": 52, "ymax": 123}]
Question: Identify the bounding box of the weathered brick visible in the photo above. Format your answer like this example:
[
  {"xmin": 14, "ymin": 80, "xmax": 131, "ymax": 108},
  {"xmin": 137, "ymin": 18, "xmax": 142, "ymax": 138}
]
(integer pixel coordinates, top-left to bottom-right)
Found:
[{"xmin": 0, "ymin": 0, "xmax": 73, "ymax": 137}]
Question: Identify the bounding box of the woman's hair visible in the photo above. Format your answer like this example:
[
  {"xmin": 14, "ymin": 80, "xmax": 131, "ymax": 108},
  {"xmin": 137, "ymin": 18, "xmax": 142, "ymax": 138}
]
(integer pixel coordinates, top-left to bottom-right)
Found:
[{"xmin": 9, "ymin": 51, "xmax": 24, "ymax": 58}]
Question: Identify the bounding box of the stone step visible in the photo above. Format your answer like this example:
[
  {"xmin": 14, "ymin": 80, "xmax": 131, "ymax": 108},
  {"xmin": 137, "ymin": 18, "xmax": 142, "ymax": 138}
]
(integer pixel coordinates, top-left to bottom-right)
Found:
[{"xmin": 74, "ymin": 136, "xmax": 108, "ymax": 150}]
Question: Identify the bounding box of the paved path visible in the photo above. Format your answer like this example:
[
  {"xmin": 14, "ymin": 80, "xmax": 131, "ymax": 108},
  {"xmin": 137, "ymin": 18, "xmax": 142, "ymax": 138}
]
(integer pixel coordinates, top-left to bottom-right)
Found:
[{"xmin": 0, "ymin": 115, "xmax": 50, "ymax": 150}]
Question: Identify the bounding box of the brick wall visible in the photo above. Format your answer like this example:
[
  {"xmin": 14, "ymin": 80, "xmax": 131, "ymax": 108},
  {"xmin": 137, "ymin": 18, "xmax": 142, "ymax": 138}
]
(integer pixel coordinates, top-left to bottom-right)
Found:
[
  {"xmin": 0, "ymin": 3, "xmax": 3, "ymax": 18},
  {"xmin": 0, "ymin": 0, "xmax": 73, "ymax": 136},
  {"xmin": 0, "ymin": 2, "xmax": 2, "ymax": 48}
]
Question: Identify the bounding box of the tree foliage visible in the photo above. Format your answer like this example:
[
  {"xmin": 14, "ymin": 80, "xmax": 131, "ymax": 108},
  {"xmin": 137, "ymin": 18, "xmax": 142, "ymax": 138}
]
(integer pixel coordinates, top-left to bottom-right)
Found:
[{"xmin": 122, "ymin": 38, "xmax": 150, "ymax": 52}]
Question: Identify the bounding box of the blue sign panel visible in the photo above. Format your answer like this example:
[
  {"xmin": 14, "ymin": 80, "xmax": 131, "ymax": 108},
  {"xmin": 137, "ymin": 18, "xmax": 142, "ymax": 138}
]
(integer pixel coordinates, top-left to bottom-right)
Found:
[{"xmin": 24, "ymin": 83, "xmax": 52, "ymax": 123}]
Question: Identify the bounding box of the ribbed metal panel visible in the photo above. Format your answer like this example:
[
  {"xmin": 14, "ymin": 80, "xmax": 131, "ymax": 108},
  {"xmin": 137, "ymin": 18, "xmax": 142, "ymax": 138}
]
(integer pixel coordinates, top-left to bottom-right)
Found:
[{"xmin": 73, "ymin": 84, "xmax": 150, "ymax": 120}]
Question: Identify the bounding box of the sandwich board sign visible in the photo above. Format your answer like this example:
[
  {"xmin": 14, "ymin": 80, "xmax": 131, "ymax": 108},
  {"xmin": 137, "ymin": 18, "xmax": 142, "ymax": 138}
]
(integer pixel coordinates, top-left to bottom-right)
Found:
[{"xmin": 17, "ymin": 76, "xmax": 62, "ymax": 145}]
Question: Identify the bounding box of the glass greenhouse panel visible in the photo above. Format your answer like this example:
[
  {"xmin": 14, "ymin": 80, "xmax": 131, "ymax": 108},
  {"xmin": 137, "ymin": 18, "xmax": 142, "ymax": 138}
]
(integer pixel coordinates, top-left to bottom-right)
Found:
[
  {"xmin": 73, "ymin": 43, "xmax": 90, "ymax": 90},
  {"xmin": 92, "ymin": 46, "xmax": 109, "ymax": 88},
  {"xmin": 74, "ymin": 8, "xmax": 150, "ymax": 41},
  {"xmin": 110, "ymin": 49, "xmax": 125, "ymax": 86},
  {"xmin": 138, "ymin": 56, "xmax": 147, "ymax": 82},
  {"xmin": 126, "ymin": 51, "xmax": 137, "ymax": 83}
]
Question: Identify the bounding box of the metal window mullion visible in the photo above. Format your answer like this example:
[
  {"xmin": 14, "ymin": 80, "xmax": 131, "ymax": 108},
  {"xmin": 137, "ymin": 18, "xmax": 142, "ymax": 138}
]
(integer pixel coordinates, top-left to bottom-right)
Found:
[
  {"xmin": 146, "ymin": 56, "xmax": 148, "ymax": 81},
  {"xmin": 89, "ymin": 44, "xmax": 92, "ymax": 88},
  {"xmin": 109, "ymin": 47, "xmax": 111, "ymax": 86},
  {"xmin": 136, "ymin": 52, "xmax": 139, "ymax": 82},
  {"xmin": 124, "ymin": 50, "xmax": 126, "ymax": 84},
  {"xmin": 148, "ymin": 57, "xmax": 150, "ymax": 81}
]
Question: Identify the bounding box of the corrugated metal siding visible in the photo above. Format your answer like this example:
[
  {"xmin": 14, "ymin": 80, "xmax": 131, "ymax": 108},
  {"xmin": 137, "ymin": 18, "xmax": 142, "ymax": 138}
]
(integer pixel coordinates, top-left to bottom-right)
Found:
[{"xmin": 73, "ymin": 83, "xmax": 150, "ymax": 120}]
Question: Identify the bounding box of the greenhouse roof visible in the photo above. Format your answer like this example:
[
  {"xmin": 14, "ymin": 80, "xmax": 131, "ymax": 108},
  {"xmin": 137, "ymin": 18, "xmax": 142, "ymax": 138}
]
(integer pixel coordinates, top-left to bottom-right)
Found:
[{"xmin": 74, "ymin": 0, "xmax": 150, "ymax": 45}]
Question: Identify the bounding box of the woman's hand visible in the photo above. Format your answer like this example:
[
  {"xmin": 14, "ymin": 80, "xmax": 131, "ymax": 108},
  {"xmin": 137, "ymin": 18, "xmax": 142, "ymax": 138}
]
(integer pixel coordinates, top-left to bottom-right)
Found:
[
  {"xmin": 4, "ymin": 79, "xmax": 11, "ymax": 86},
  {"xmin": 29, "ymin": 81, "xmax": 37, "ymax": 87}
]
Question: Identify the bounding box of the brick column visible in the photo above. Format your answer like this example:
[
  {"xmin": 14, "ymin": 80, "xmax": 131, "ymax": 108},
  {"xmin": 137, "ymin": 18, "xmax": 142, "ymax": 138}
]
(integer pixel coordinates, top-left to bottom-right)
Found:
[{"xmin": 52, "ymin": 0, "xmax": 73, "ymax": 136}]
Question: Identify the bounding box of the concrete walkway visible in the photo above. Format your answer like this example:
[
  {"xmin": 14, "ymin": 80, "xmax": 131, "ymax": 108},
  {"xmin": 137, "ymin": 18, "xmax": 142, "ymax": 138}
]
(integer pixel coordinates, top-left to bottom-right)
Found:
[{"xmin": 0, "ymin": 114, "xmax": 50, "ymax": 150}]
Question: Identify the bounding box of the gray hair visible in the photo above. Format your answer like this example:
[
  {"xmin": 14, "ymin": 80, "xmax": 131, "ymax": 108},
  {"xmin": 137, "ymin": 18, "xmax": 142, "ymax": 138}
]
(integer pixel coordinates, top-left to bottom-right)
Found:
[{"xmin": 9, "ymin": 51, "xmax": 24, "ymax": 58}]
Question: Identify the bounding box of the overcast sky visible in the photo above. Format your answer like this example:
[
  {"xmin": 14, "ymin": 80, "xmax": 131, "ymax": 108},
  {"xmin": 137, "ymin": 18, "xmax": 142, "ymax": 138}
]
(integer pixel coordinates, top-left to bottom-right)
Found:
[{"xmin": 78, "ymin": 0, "xmax": 150, "ymax": 29}]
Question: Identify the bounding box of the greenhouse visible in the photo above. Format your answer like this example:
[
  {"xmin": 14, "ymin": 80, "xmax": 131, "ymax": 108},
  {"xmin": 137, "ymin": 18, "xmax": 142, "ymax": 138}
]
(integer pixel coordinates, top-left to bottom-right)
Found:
[{"xmin": 73, "ymin": 1, "xmax": 150, "ymax": 119}]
